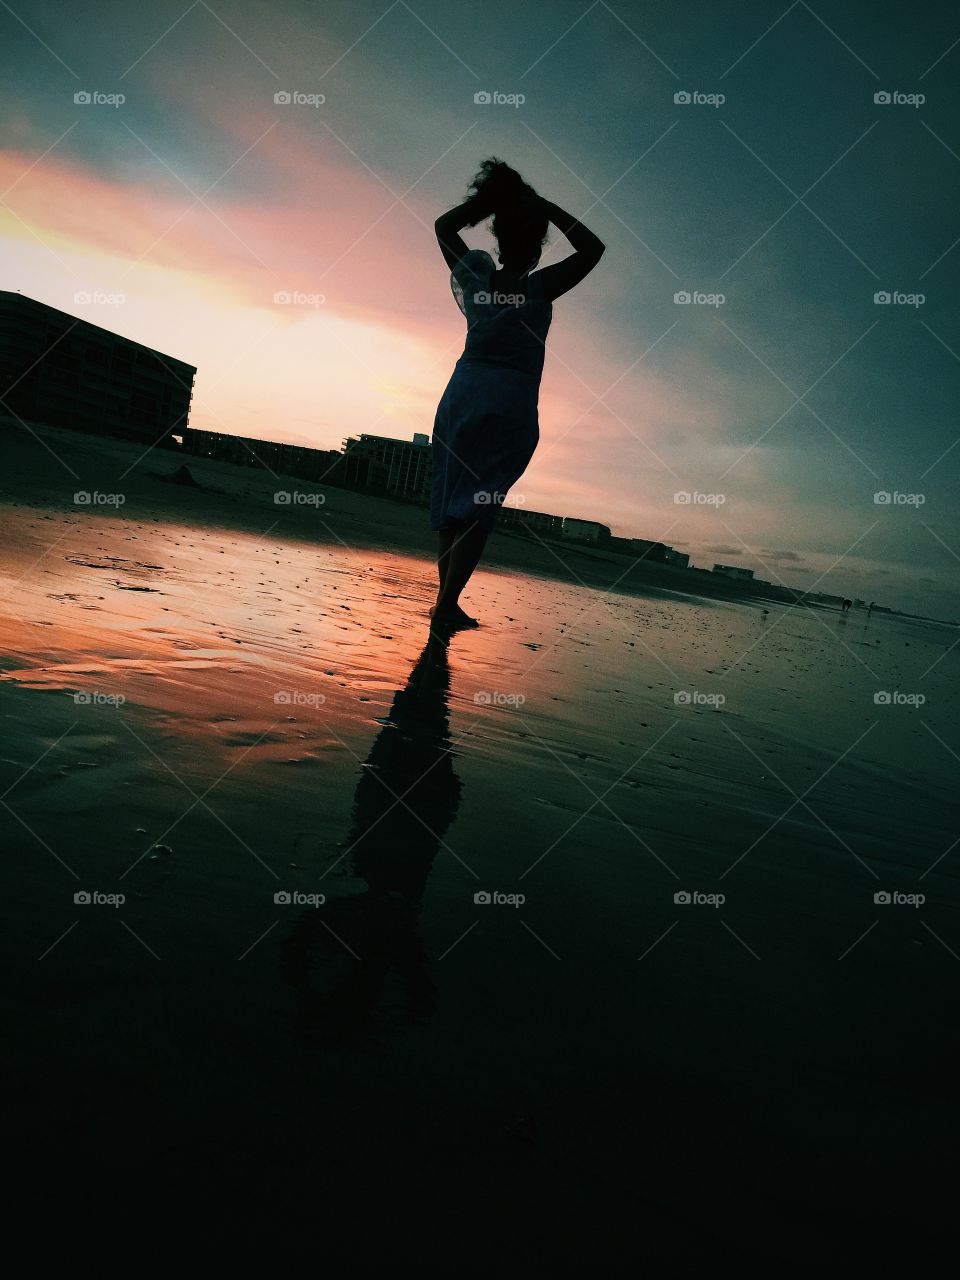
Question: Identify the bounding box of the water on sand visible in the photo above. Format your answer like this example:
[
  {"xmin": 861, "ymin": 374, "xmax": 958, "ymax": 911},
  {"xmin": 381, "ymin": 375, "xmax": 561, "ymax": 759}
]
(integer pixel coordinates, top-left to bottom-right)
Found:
[{"xmin": 2, "ymin": 507, "xmax": 958, "ymax": 1266}]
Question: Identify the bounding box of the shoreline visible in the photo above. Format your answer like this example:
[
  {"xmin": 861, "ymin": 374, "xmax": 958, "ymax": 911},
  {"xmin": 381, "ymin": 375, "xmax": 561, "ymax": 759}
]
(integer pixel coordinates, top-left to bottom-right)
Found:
[{"xmin": 3, "ymin": 417, "xmax": 927, "ymax": 621}]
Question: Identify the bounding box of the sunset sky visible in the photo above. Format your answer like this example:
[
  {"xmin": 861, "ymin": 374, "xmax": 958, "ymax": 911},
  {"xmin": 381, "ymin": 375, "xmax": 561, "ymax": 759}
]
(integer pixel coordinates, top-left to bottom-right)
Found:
[{"xmin": 2, "ymin": 0, "xmax": 958, "ymax": 616}]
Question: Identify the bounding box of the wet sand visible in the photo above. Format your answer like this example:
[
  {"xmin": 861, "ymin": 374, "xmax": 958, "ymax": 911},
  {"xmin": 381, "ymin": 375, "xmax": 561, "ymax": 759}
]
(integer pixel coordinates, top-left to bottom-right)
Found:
[{"xmin": 3, "ymin": 423, "xmax": 959, "ymax": 1267}]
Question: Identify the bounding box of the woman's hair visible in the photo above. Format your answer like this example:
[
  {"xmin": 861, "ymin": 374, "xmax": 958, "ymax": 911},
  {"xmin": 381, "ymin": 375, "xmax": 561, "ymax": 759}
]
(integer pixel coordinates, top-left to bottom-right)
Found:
[{"xmin": 464, "ymin": 157, "xmax": 549, "ymax": 264}]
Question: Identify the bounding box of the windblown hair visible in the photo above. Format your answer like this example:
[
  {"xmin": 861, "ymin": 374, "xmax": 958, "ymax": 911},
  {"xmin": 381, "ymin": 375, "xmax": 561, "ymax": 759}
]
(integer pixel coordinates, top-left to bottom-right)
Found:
[{"xmin": 463, "ymin": 157, "xmax": 549, "ymax": 262}]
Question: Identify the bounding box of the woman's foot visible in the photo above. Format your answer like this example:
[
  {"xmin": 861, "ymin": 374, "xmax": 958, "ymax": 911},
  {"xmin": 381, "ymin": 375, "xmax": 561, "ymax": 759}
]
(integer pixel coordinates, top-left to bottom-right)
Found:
[{"xmin": 430, "ymin": 602, "xmax": 479, "ymax": 631}]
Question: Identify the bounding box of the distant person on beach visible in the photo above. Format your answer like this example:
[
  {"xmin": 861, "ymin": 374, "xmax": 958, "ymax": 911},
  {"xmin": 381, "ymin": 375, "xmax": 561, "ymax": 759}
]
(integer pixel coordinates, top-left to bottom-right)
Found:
[
  {"xmin": 841, "ymin": 598, "xmax": 852, "ymax": 613},
  {"xmin": 429, "ymin": 158, "xmax": 605, "ymax": 630}
]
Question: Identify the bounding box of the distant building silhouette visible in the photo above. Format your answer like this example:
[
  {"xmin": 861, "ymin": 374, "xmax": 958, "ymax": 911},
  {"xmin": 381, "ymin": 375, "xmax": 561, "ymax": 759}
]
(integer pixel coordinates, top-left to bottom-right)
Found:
[
  {"xmin": 610, "ymin": 536, "xmax": 669, "ymax": 563},
  {"xmin": 0, "ymin": 291, "xmax": 195, "ymax": 446},
  {"xmin": 341, "ymin": 433, "xmax": 432, "ymax": 502},
  {"xmin": 561, "ymin": 516, "xmax": 612, "ymax": 545},
  {"xmin": 626, "ymin": 537, "xmax": 666, "ymax": 560},
  {"xmin": 180, "ymin": 427, "xmax": 342, "ymax": 481},
  {"xmin": 497, "ymin": 507, "xmax": 565, "ymax": 536},
  {"xmin": 713, "ymin": 563, "xmax": 754, "ymax": 582}
]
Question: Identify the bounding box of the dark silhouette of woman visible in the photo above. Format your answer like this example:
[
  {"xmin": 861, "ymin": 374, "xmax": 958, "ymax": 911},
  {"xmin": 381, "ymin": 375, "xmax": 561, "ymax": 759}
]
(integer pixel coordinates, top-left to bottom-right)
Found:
[
  {"xmin": 280, "ymin": 635, "xmax": 461, "ymax": 1047},
  {"xmin": 430, "ymin": 158, "xmax": 605, "ymax": 630}
]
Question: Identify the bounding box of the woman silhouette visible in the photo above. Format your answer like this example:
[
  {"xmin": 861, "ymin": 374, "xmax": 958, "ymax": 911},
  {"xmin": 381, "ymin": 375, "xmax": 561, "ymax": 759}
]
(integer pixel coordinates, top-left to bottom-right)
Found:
[{"xmin": 430, "ymin": 158, "xmax": 605, "ymax": 630}]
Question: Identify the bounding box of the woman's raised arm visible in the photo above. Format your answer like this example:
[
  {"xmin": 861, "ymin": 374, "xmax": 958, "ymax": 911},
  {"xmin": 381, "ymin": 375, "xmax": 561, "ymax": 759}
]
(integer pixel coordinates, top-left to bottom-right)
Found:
[
  {"xmin": 434, "ymin": 201, "xmax": 478, "ymax": 272},
  {"xmin": 533, "ymin": 200, "xmax": 605, "ymax": 301}
]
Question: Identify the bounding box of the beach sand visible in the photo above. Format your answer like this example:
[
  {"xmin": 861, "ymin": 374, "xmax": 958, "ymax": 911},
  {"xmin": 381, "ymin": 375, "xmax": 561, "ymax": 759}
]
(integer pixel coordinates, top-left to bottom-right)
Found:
[{"xmin": 3, "ymin": 423, "xmax": 958, "ymax": 1266}]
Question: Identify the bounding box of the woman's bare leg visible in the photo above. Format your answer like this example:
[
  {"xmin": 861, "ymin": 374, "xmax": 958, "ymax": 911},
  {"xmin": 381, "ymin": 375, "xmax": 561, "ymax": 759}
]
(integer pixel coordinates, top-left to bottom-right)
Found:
[
  {"xmin": 432, "ymin": 522, "xmax": 487, "ymax": 626},
  {"xmin": 437, "ymin": 529, "xmax": 455, "ymax": 593}
]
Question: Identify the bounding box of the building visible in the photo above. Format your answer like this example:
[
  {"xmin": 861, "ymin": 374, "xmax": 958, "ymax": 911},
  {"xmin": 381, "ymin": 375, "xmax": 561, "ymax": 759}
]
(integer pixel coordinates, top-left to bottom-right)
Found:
[
  {"xmin": 663, "ymin": 548, "xmax": 690, "ymax": 568},
  {"xmin": 180, "ymin": 427, "xmax": 431, "ymax": 501},
  {"xmin": 341, "ymin": 432, "xmax": 432, "ymax": 502},
  {"xmin": 0, "ymin": 291, "xmax": 195, "ymax": 445},
  {"xmin": 497, "ymin": 507, "xmax": 565, "ymax": 537},
  {"xmin": 713, "ymin": 563, "xmax": 754, "ymax": 582},
  {"xmin": 804, "ymin": 591, "xmax": 853, "ymax": 608},
  {"xmin": 629, "ymin": 538, "xmax": 669, "ymax": 562},
  {"xmin": 607, "ymin": 537, "xmax": 666, "ymax": 561},
  {"xmin": 180, "ymin": 427, "xmax": 342, "ymax": 482},
  {"xmin": 561, "ymin": 517, "xmax": 612, "ymax": 545},
  {"xmin": 604, "ymin": 537, "xmax": 689, "ymax": 567}
]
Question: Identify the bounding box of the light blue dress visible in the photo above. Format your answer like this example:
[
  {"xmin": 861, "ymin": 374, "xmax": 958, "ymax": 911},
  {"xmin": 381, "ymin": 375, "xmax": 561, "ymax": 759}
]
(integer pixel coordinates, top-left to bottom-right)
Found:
[{"xmin": 430, "ymin": 249, "xmax": 553, "ymax": 531}]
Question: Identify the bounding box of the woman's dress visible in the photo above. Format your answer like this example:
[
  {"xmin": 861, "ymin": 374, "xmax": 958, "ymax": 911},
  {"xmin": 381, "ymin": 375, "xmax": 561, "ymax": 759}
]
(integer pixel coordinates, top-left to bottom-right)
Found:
[{"xmin": 429, "ymin": 249, "xmax": 552, "ymax": 532}]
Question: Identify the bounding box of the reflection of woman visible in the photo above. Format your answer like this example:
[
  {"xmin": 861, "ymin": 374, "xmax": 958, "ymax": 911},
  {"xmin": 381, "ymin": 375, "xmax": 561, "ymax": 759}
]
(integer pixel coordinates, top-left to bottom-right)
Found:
[
  {"xmin": 430, "ymin": 158, "xmax": 605, "ymax": 631},
  {"xmin": 281, "ymin": 636, "xmax": 461, "ymax": 1046}
]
